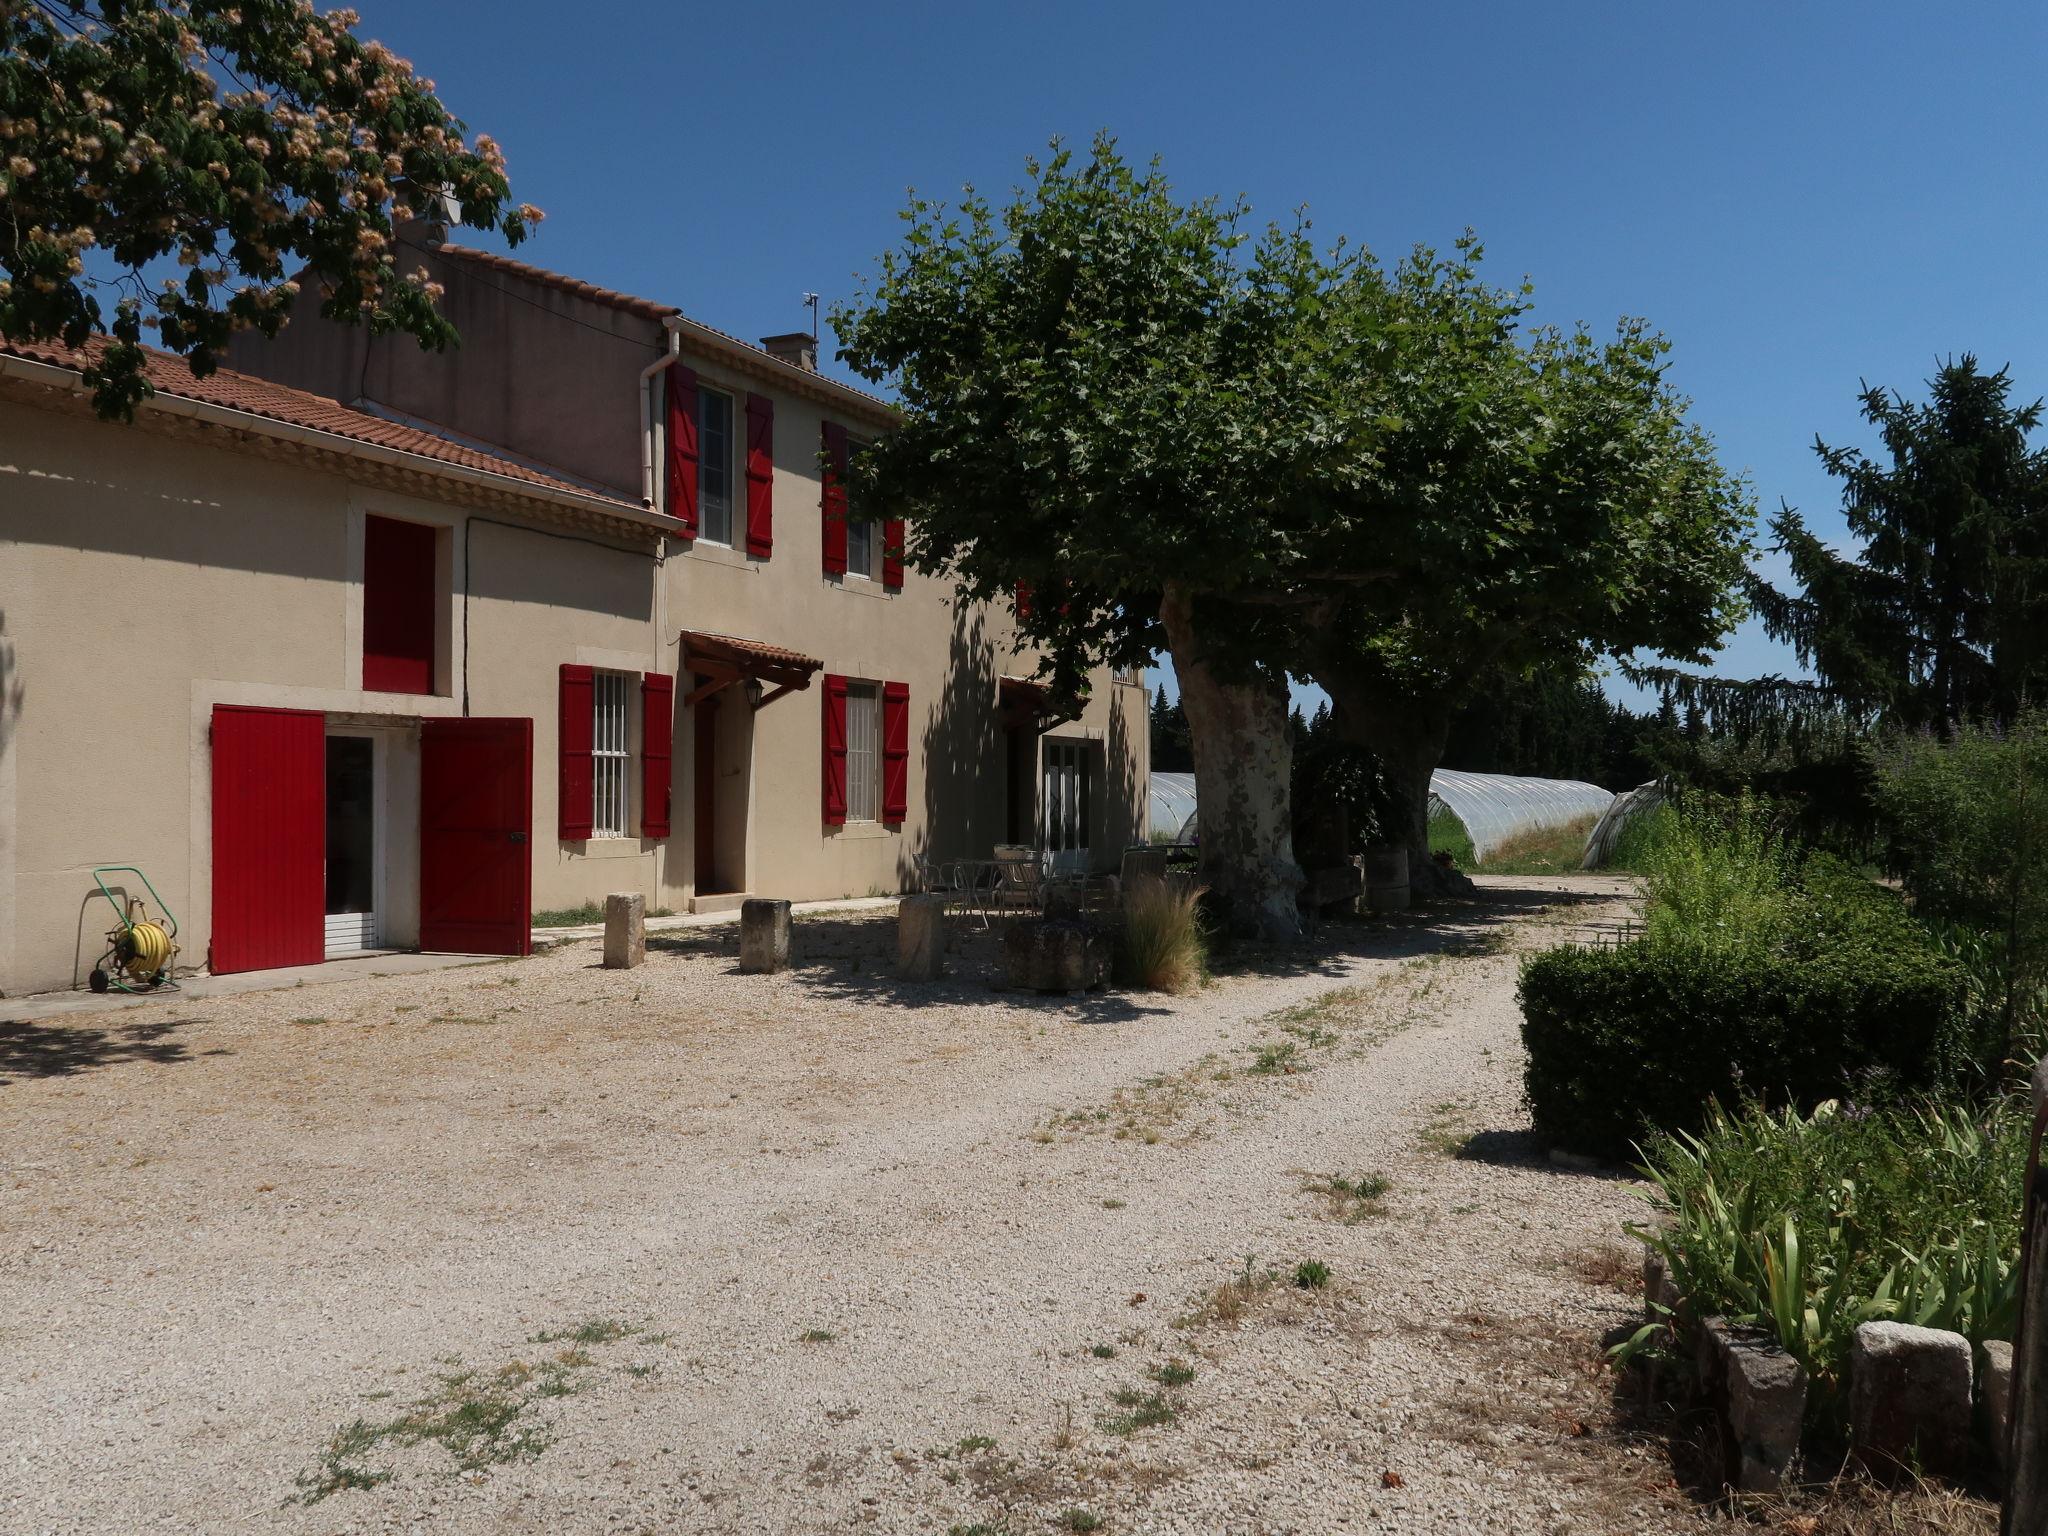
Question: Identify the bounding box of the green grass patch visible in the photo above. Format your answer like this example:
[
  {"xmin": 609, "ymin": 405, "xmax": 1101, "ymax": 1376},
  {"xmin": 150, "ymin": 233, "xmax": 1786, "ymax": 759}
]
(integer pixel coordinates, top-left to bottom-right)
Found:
[{"xmin": 1100, "ymin": 1387, "xmax": 1177, "ymax": 1436}]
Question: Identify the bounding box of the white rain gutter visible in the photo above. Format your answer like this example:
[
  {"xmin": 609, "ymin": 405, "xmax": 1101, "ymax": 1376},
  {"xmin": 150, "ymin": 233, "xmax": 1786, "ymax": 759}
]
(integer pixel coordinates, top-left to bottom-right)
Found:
[
  {"xmin": 0, "ymin": 352, "xmax": 683, "ymax": 537},
  {"xmin": 638, "ymin": 314, "xmax": 683, "ymax": 509}
]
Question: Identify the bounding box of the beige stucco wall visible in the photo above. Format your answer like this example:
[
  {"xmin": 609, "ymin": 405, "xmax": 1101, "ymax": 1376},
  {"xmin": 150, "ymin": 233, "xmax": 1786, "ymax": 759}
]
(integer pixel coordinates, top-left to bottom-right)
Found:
[
  {"xmin": 661, "ymin": 343, "xmax": 1150, "ymax": 903},
  {"xmin": 226, "ymin": 253, "xmax": 1151, "ymax": 912},
  {"xmin": 0, "ymin": 396, "xmax": 666, "ymax": 997}
]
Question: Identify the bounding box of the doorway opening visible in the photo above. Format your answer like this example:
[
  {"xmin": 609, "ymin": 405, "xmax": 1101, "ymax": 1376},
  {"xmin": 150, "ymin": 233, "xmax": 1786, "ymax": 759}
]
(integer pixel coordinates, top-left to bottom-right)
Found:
[
  {"xmin": 1044, "ymin": 738, "xmax": 1093, "ymax": 874},
  {"xmin": 324, "ymin": 732, "xmax": 380, "ymax": 955},
  {"xmin": 691, "ymin": 694, "xmax": 752, "ymax": 901}
]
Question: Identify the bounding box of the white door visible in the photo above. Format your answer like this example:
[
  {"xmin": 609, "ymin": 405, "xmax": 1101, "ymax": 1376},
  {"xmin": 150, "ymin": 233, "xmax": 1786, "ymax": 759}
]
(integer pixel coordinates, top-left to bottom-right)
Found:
[
  {"xmin": 1043, "ymin": 740, "xmax": 1091, "ymax": 875},
  {"xmin": 324, "ymin": 732, "xmax": 383, "ymax": 955}
]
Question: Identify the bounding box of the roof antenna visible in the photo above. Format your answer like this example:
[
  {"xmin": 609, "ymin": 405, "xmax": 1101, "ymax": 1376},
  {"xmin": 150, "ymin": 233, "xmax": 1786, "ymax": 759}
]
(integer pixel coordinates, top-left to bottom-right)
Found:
[{"xmin": 802, "ymin": 292, "xmax": 819, "ymax": 344}]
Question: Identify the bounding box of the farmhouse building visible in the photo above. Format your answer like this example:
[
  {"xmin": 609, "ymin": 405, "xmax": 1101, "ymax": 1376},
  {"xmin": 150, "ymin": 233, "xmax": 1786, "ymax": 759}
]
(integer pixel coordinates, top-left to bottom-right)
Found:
[{"xmin": 0, "ymin": 241, "xmax": 1145, "ymax": 997}]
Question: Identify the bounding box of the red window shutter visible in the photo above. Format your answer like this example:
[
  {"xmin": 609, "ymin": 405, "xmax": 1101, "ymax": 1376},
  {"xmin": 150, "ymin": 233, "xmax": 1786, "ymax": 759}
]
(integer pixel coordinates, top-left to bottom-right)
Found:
[
  {"xmin": 882, "ymin": 516, "xmax": 906, "ymax": 588},
  {"xmin": 1015, "ymin": 581, "xmax": 1033, "ymax": 621},
  {"xmin": 558, "ymin": 663, "xmax": 595, "ymax": 840},
  {"xmin": 821, "ymin": 420, "xmax": 849, "ymax": 575},
  {"xmin": 665, "ymin": 363, "xmax": 700, "ymax": 536},
  {"xmin": 641, "ymin": 671, "xmax": 674, "ymax": 838},
  {"xmin": 745, "ymin": 392, "xmax": 774, "ymax": 559},
  {"xmin": 822, "ymin": 673, "xmax": 848, "ymax": 825},
  {"xmin": 210, "ymin": 705, "xmax": 324, "ymax": 974},
  {"xmin": 882, "ymin": 680, "xmax": 909, "ymax": 824},
  {"xmin": 362, "ymin": 514, "xmax": 436, "ymax": 693}
]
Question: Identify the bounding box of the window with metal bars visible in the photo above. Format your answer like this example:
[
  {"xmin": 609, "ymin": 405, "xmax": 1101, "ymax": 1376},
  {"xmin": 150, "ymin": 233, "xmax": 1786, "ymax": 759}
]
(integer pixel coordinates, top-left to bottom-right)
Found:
[
  {"xmin": 844, "ymin": 681, "xmax": 880, "ymax": 822},
  {"xmin": 592, "ymin": 670, "xmax": 631, "ymax": 837}
]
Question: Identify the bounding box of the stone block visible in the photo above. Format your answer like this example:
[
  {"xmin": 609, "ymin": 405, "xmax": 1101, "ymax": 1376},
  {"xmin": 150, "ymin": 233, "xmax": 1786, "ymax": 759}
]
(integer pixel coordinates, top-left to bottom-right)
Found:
[
  {"xmin": 1643, "ymin": 1249, "xmax": 1678, "ymax": 1326},
  {"xmin": 1001, "ymin": 917, "xmax": 1111, "ymax": 993},
  {"xmin": 896, "ymin": 894, "xmax": 947, "ymax": 981},
  {"xmin": 739, "ymin": 898, "xmax": 792, "ymax": 975},
  {"xmin": 1849, "ymin": 1321, "xmax": 1973, "ymax": 1479},
  {"xmin": 1716, "ymin": 1326, "xmax": 1808, "ymax": 1491},
  {"xmin": 1981, "ymin": 1338, "xmax": 2014, "ymax": 1476},
  {"xmin": 601, "ymin": 892, "xmax": 645, "ymax": 969}
]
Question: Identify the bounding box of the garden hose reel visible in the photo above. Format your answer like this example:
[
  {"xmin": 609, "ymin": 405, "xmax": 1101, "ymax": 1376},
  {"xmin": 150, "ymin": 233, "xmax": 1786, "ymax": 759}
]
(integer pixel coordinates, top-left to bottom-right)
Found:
[{"xmin": 87, "ymin": 866, "xmax": 181, "ymax": 994}]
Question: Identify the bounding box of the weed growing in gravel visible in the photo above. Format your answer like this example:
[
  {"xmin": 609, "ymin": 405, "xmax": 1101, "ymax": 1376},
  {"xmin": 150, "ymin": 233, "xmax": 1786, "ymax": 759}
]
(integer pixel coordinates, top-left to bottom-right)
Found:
[
  {"xmin": 955, "ymin": 1434, "xmax": 998, "ymax": 1454},
  {"xmin": 295, "ymin": 1321, "xmax": 656, "ymax": 1502},
  {"xmin": 290, "ymin": 1016, "xmax": 328, "ymax": 1026},
  {"xmin": 1306, "ymin": 1171, "xmax": 1394, "ymax": 1222},
  {"xmin": 1176, "ymin": 1253, "xmax": 1280, "ymax": 1329},
  {"xmin": 799, "ymin": 1328, "xmax": 837, "ymax": 1343},
  {"xmin": 1149, "ymin": 1358, "xmax": 1196, "ymax": 1387},
  {"xmin": 1417, "ymin": 1098, "xmax": 1478, "ymax": 1157},
  {"xmin": 1099, "ymin": 1387, "xmax": 1177, "ymax": 1435},
  {"xmin": 1090, "ymin": 1343, "xmax": 1117, "ymax": 1359},
  {"xmin": 1101, "ymin": 1198, "xmax": 1126, "ymax": 1210},
  {"xmin": 1293, "ymin": 1260, "xmax": 1332, "ymax": 1290},
  {"xmin": 1052, "ymin": 1402, "xmax": 1077, "ymax": 1450},
  {"xmin": 528, "ymin": 1318, "xmax": 634, "ymax": 1346},
  {"xmin": 1060, "ymin": 1510, "xmax": 1105, "ymax": 1533}
]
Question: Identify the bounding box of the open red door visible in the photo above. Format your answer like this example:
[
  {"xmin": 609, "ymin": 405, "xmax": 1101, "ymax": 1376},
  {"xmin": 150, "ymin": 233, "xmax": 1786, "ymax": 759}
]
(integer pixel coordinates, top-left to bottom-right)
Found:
[
  {"xmin": 420, "ymin": 717, "xmax": 533, "ymax": 955},
  {"xmin": 211, "ymin": 705, "xmax": 325, "ymax": 974}
]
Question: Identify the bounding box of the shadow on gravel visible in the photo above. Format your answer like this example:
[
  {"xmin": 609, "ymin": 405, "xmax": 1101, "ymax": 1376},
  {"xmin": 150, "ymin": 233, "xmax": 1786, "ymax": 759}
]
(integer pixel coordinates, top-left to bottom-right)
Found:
[
  {"xmin": 626, "ymin": 877, "xmax": 1617, "ymax": 1026},
  {"xmin": 1457, "ymin": 1128, "xmax": 1640, "ymax": 1181},
  {"xmin": 0, "ymin": 1016, "xmax": 208, "ymax": 1084}
]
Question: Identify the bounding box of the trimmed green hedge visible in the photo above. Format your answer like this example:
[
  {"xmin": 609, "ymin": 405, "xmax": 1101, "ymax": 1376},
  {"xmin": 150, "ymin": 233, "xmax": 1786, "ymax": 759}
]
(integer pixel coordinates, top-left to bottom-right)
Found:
[{"xmin": 1520, "ymin": 872, "xmax": 1970, "ymax": 1160}]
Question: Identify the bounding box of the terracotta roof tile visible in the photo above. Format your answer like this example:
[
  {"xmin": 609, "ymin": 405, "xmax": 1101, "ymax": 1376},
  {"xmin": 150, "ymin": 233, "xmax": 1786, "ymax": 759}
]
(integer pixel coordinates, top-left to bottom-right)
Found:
[
  {"xmin": 433, "ymin": 244, "xmax": 680, "ymax": 323},
  {"xmin": 681, "ymin": 630, "xmax": 823, "ymax": 676},
  {"xmin": 1, "ymin": 335, "xmax": 641, "ymax": 510}
]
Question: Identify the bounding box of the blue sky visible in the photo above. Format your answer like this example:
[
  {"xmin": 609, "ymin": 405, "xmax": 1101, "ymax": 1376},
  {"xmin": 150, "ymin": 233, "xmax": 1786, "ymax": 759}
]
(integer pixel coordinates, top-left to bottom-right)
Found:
[{"xmin": 350, "ymin": 1, "xmax": 2048, "ymax": 709}]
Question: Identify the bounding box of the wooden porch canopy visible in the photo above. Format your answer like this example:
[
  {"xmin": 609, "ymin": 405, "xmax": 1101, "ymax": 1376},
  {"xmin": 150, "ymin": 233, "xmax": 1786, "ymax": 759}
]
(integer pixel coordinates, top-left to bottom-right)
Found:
[
  {"xmin": 999, "ymin": 675, "xmax": 1066, "ymax": 733},
  {"xmin": 681, "ymin": 630, "xmax": 821, "ymax": 709}
]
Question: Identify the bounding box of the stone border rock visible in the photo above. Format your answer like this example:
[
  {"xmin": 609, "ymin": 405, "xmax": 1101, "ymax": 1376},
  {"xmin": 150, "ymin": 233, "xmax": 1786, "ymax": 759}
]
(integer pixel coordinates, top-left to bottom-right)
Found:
[{"xmin": 1637, "ymin": 1247, "xmax": 2004, "ymax": 1493}]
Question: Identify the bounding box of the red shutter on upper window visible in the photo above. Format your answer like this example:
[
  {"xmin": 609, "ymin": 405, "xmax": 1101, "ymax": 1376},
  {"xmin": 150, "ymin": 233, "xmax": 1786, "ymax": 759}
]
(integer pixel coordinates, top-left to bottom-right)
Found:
[
  {"xmin": 558, "ymin": 663, "xmax": 595, "ymax": 840},
  {"xmin": 641, "ymin": 671, "xmax": 673, "ymax": 839},
  {"xmin": 822, "ymin": 673, "xmax": 848, "ymax": 825},
  {"xmin": 882, "ymin": 680, "xmax": 909, "ymax": 824},
  {"xmin": 882, "ymin": 516, "xmax": 906, "ymax": 588},
  {"xmin": 821, "ymin": 420, "xmax": 849, "ymax": 575},
  {"xmin": 665, "ymin": 363, "xmax": 700, "ymax": 536},
  {"xmin": 362, "ymin": 514, "xmax": 436, "ymax": 693},
  {"xmin": 745, "ymin": 392, "xmax": 774, "ymax": 559}
]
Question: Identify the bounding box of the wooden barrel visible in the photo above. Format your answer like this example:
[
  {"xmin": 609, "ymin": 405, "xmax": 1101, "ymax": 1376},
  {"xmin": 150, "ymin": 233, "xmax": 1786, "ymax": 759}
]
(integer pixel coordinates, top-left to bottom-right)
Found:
[{"xmin": 1363, "ymin": 843, "xmax": 1411, "ymax": 913}]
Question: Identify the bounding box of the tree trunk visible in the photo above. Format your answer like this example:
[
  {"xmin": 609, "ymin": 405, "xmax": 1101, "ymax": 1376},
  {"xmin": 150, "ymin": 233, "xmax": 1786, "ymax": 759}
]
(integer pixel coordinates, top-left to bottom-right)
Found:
[
  {"xmin": 1322, "ymin": 679, "xmax": 1473, "ymax": 899},
  {"xmin": 1158, "ymin": 583, "xmax": 1302, "ymax": 940}
]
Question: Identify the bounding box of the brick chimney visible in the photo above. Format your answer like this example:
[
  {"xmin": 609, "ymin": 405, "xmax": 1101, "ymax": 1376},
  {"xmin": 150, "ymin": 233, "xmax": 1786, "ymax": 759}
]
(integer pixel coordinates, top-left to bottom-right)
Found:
[{"xmin": 760, "ymin": 332, "xmax": 817, "ymax": 372}]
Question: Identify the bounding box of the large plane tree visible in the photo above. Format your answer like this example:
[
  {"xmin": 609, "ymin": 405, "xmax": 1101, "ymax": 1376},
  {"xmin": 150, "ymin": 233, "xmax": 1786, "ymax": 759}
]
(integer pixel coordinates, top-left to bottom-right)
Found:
[
  {"xmin": 833, "ymin": 137, "xmax": 1376, "ymax": 938},
  {"xmin": 1298, "ymin": 246, "xmax": 1754, "ymax": 883}
]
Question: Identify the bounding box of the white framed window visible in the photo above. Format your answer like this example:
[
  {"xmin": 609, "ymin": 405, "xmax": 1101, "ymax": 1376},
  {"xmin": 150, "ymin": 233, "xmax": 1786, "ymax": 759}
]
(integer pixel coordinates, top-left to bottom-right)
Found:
[
  {"xmin": 844, "ymin": 680, "xmax": 880, "ymax": 822},
  {"xmin": 698, "ymin": 387, "xmax": 735, "ymax": 545},
  {"xmin": 847, "ymin": 518, "xmax": 874, "ymax": 579},
  {"xmin": 593, "ymin": 669, "xmax": 631, "ymax": 838}
]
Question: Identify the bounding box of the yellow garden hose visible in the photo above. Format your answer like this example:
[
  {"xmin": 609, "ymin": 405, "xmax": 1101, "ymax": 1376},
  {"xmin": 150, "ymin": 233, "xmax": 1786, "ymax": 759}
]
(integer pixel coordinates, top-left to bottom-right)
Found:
[{"xmin": 122, "ymin": 919, "xmax": 175, "ymax": 980}]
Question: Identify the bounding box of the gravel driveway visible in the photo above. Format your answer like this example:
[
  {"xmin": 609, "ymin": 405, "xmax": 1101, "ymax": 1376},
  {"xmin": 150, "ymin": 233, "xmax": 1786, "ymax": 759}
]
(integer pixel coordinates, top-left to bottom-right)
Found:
[{"xmin": 1, "ymin": 874, "xmax": 1696, "ymax": 1534}]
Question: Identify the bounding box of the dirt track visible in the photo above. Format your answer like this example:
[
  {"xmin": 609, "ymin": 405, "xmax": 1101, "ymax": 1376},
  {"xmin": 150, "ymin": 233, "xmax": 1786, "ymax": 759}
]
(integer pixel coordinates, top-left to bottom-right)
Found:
[{"xmin": 1, "ymin": 875, "xmax": 1698, "ymax": 1534}]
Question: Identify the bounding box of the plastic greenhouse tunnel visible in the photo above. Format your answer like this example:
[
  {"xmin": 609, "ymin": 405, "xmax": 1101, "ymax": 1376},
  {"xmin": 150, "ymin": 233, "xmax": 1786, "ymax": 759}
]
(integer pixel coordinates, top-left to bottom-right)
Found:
[{"xmin": 1426, "ymin": 770, "xmax": 1614, "ymax": 863}]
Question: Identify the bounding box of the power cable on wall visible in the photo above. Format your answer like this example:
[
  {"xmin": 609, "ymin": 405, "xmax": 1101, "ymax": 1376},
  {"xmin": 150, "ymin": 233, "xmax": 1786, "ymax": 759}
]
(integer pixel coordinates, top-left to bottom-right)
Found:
[{"xmin": 461, "ymin": 515, "xmax": 664, "ymax": 717}]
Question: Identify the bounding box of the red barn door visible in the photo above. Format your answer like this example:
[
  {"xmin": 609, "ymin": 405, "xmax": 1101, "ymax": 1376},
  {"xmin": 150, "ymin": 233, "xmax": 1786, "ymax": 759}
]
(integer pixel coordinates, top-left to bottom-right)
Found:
[
  {"xmin": 210, "ymin": 705, "xmax": 325, "ymax": 974},
  {"xmin": 420, "ymin": 717, "xmax": 533, "ymax": 955}
]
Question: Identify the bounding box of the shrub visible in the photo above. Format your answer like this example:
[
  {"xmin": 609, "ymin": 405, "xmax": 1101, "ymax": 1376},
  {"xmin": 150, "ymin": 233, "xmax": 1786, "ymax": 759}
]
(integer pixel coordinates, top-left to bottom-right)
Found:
[
  {"xmin": 1117, "ymin": 880, "xmax": 1207, "ymax": 994},
  {"xmin": 1875, "ymin": 711, "xmax": 2048, "ymax": 1068},
  {"xmin": 1519, "ymin": 812, "xmax": 1969, "ymax": 1158},
  {"xmin": 1626, "ymin": 1098, "xmax": 2024, "ymax": 1424},
  {"xmin": 1521, "ymin": 940, "xmax": 1967, "ymax": 1159}
]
